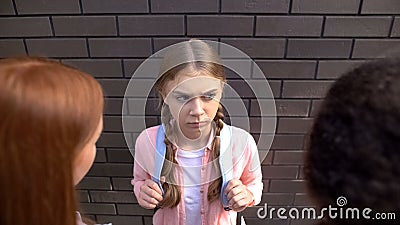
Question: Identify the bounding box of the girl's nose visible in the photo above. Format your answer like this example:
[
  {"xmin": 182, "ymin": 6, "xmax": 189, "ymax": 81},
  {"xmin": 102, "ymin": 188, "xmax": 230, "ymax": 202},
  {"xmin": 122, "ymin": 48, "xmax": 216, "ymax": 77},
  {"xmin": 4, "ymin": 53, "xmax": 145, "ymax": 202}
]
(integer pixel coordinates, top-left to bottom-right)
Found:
[{"xmin": 189, "ymin": 97, "xmax": 205, "ymax": 116}]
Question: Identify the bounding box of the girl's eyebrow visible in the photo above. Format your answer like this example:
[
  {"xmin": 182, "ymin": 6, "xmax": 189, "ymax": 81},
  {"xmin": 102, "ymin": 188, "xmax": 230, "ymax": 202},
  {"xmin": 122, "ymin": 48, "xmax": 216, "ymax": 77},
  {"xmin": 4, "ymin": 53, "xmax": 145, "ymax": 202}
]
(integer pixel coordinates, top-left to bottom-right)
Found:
[
  {"xmin": 172, "ymin": 88, "xmax": 218, "ymax": 95},
  {"xmin": 203, "ymin": 88, "xmax": 218, "ymax": 94}
]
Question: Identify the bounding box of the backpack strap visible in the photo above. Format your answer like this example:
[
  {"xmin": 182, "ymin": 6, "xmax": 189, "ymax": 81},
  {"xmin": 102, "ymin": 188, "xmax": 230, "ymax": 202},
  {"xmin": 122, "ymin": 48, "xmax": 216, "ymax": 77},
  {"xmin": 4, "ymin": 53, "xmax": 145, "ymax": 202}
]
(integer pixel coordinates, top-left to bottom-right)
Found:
[
  {"xmin": 219, "ymin": 124, "xmax": 233, "ymax": 211},
  {"xmin": 153, "ymin": 124, "xmax": 233, "ymax": 211},
  {"xmin": 153, "ymin": 125, "xmax": 166, "ymax": 195}
]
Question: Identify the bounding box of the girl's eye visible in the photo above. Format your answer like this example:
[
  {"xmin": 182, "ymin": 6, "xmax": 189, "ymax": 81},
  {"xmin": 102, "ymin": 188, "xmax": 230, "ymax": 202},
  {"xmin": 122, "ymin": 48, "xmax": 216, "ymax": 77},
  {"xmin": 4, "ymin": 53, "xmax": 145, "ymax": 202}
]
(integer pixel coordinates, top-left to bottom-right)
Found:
[
  {"xmin": 176, "ymin": 95, "xmax": 190, "ymax": 102},
  {"xmin": 202, "ymin": 93, "xmax": 216, "ymax": 101}
]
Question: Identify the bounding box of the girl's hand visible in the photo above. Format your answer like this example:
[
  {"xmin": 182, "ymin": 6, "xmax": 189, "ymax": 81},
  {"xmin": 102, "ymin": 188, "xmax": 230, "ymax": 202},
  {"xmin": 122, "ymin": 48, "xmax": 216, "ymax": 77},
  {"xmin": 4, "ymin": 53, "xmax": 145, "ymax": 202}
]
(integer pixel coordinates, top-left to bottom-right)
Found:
[
  {"xmin": 138, "ymin": 178, "xmax": 164, "ymax": 209},
  {"xmin": 225, "ymin": 179, "xmax": 254, "ymax": 212}
]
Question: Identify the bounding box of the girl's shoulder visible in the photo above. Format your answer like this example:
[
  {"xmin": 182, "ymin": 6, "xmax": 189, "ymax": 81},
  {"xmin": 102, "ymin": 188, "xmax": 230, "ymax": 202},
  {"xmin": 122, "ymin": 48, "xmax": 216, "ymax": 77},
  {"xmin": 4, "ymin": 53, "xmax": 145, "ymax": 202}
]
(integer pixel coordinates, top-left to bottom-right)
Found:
[
  {"xmin": 223, "ymin": 123, "xmax": 254, "ymax": 142},
  {"xmin": 136, "ymin": 125, "xmax": 162, "ymax": 144},
  {"xmin": 76, "ymin": 212, "xmax": 112, "ymax": 225},
  {"xmin": 222, "ymin": 123, "xmax": 258, "ymax": 155},
  {"xmin": 141, "ymin": 125, "xmax": 161, "ymax": 134},
  {"xmin": 223, "ymin": 124, "xmax": 259, "ymax": 170},
  {"xmin": 134, "ymin": 126, "xmax": 161, "ymax": 173}
]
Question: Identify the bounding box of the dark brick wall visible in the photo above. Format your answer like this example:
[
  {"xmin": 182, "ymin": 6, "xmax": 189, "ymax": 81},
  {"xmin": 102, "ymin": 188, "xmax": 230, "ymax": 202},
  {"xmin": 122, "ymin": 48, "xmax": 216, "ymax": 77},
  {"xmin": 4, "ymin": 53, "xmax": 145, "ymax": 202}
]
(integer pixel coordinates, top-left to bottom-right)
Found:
[{"xmin": 1, "ymin": 0, "xmax": 399, "ymax": 224}]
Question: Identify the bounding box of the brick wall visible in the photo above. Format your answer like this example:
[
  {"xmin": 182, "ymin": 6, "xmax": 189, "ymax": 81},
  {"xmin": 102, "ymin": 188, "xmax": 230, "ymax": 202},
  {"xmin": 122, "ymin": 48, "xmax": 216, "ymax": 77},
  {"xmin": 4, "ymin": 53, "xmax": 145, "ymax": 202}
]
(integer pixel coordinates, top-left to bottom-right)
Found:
[{"xmin": 1, "ymin": 0, "xmax": 399, "ymax": 225}]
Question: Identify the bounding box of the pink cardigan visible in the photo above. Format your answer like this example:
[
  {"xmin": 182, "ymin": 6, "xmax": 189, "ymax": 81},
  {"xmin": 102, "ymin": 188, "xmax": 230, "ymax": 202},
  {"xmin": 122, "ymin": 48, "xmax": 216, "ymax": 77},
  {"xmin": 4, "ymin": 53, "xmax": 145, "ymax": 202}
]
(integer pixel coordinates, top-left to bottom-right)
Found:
[{"xmin": 131, "ymin": 125, "xmax": 263, "ymax": 225}]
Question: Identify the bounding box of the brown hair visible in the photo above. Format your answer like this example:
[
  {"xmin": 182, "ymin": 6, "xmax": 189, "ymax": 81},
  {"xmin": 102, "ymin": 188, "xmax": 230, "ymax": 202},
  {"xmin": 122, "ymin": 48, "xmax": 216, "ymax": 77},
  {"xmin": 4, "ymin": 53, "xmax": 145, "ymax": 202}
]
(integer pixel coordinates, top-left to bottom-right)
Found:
[
  {"xmin": 154, "ymin": 39, "xmax": 226, "ymax": 208},
  {"xmin": 0, "ymin": 57, "xmax": 104, "ymax": 225}
]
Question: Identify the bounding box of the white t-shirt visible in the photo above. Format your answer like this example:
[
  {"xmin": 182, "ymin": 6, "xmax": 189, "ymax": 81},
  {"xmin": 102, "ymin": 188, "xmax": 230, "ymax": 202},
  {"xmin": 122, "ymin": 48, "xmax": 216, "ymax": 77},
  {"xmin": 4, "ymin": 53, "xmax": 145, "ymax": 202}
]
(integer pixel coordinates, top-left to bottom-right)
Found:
[{"xmin": 177, "ymin": 148, "xmax": 205, "ymax": 225}]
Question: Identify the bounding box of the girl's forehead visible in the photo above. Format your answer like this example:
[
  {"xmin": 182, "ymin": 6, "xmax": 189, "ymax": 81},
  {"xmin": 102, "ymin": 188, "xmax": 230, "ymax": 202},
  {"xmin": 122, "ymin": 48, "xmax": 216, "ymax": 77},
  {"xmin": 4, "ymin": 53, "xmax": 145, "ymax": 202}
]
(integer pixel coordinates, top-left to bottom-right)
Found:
[{"xmin": 165, "ymin": 74, "xmax": 223, "ymax": 96}]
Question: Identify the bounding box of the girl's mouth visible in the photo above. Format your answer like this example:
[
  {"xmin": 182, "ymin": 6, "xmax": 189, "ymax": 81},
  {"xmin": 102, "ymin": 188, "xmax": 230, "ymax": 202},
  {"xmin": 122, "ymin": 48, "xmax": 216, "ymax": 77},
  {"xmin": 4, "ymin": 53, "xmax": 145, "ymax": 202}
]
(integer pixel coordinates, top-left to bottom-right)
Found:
[{"xmin": 187, "ymin": 121, "xmax": 208, "ymax": 128}]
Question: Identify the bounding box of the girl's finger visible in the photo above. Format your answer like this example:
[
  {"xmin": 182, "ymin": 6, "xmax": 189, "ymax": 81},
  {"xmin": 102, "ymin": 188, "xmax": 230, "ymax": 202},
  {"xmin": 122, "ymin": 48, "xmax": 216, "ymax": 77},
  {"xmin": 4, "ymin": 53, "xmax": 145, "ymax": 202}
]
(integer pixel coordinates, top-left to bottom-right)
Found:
[
  {"xmin": 143, "ymin": 193, "xmax": 160, "ymax": 205},
  {"xmin": 224, "ymin": 179, "xmax": 241, "ymax": 195},
  {"xmin": 138, "ymin": 197, "xmax": 157, "ymax": 209},
  {"xmin": 142, "ymin": 185, "xmax": 163, "ymax": 202},
  {"xmin": 145, "ymin": 204, "xmax": 157, "ymax": 209},
  {"xmin": 227, "ymin": 184, "xmax": 246, "ymax": 200},
  {"xmin": 228, "ymin": 191, "xmax": 246, "ymax": 206},
  {"xmin": 144, "ymin": 179, "xmax": 163, "ymax": 195},
  {"xmin": 232, "ymin": 204, "xmax": 247, "ymax": 212},
  {"xmin": 142, "ymin": 201, "xmax": 157, "ymax": 210},
  {"xmin": 160, "ymin": 176, "xmax": 166, "ymax": 184}
]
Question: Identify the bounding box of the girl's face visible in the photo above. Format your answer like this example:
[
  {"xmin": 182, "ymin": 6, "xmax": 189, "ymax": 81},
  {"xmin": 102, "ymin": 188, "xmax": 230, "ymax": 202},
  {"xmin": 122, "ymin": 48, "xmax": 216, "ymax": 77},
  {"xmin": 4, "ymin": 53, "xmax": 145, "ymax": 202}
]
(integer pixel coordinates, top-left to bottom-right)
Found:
[
  {"xmin": 162, "ymin": 68, "xmax": 224, "ymax": 140},
  {"xmin": 73, "ymin": 118, "xmax": 103, "ymax": 185}
]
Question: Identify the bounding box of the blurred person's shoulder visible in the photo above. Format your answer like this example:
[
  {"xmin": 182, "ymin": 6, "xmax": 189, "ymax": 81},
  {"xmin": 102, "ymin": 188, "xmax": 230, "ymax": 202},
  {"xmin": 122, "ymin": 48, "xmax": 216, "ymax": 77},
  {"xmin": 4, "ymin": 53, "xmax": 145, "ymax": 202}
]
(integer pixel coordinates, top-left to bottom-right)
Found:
[{"xmin": 76, "ymin": 212, "xmax": 112, "ymax": 225}]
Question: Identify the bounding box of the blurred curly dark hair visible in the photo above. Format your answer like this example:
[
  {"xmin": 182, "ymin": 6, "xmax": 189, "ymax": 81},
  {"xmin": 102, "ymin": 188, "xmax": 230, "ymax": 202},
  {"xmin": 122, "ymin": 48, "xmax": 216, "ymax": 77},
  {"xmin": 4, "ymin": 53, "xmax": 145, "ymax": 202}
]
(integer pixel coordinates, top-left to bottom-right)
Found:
[{"xmin": 304, "ymin": 57, "xmax": 400, "ymax": 225}]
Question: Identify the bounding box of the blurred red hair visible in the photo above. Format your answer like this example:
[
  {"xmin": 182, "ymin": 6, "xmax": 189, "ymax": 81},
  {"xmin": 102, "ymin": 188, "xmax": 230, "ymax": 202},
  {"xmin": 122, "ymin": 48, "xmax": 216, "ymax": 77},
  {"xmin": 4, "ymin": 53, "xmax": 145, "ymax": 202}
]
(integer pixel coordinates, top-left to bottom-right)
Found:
[{"xmin": 0, "ymin": 57, "xmax": 104, "ymax": 225}]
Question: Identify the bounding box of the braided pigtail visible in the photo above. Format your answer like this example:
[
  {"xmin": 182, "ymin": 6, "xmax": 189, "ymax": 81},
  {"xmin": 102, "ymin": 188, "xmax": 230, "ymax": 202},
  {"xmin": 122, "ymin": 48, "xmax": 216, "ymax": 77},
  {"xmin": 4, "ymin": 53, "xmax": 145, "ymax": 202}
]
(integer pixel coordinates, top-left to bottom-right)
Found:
[
  {"xmin": 207, "ymin": 104, "xmax": 225, "ymax": 202},
  {"xmin": 157, "ymin": 105, "xmax": 181, "ymax": 208}
]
